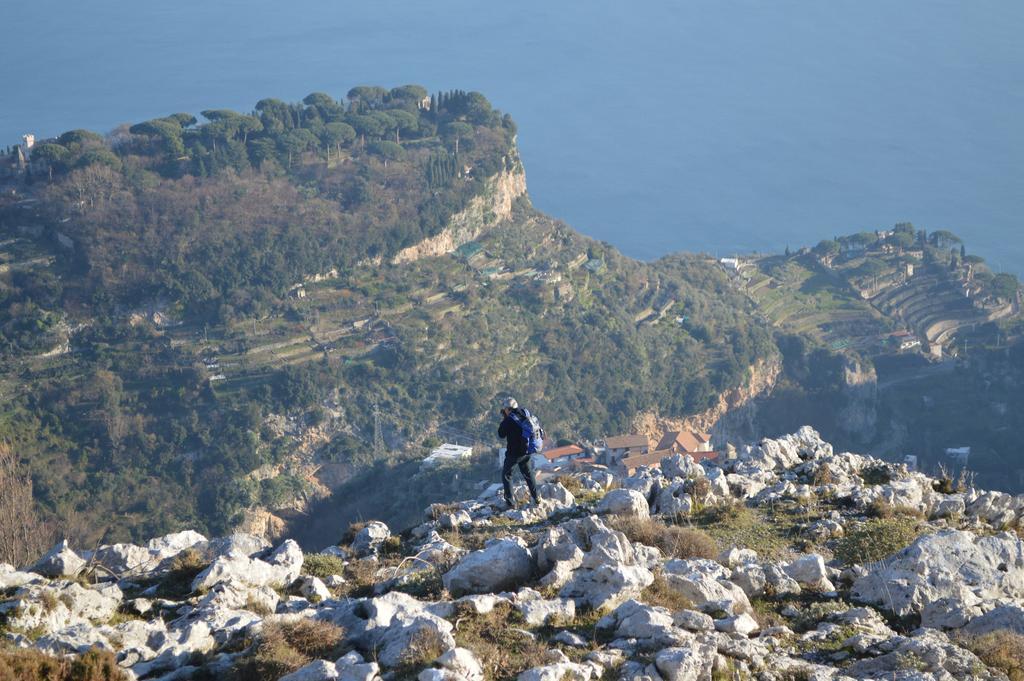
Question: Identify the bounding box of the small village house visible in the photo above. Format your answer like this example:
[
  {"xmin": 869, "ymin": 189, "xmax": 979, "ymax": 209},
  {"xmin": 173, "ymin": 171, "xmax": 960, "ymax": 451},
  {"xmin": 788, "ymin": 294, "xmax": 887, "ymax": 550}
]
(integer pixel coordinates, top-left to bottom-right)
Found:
[
  {"xmin": 537, "ymin": 444, "xmax": 588, "ymax": 469},
  {"xmin": 655, "ymin": 430, "xmax": 713, "ymax": 455},
  {"xmin": 600, "ymin": 434, "xmax": 651, "ymax": 467}
]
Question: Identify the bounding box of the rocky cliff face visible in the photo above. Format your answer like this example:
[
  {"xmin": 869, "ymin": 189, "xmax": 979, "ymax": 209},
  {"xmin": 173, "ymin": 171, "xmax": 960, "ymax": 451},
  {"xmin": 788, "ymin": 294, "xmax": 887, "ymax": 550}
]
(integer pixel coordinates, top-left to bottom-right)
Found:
[
  {"xmin": 6, "ymin": 426, "xmax": 1024, "ymax": 681},
  {"xmin": 632, "ymin": 356, "xmax": 783, "ymax": 448},
  {"xmin": 391, "ymin": 158, "xmax": 528, "ymax": 265},
  {"xmin": 835, "ymin": 357, "xmax": 878, "ymax": 443}
]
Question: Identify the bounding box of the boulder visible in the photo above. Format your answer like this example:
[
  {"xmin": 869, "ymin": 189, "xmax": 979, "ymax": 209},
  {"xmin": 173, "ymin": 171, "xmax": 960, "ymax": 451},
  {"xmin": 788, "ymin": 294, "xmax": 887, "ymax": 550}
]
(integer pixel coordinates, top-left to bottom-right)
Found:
[
  {"xmin": 517, "ymin": 594, "xmax": 576, "ymax": 626},
  {"xmin": 0, "ymin": 563, "xmax": 41, "ymax": 589},
  {"xmin": 191, "ymin": 541, "xmax": 303, "ymax": 592},
  {"xmin": 559, "ymin": 531, "xmax": 654, "ymax": 611},
  {"xmin": 663, "ymin": 559, "xmax": 751, "ymax": 616},
  {"xmin": 32, "ymin": 540, "xmax": 86, "ymax": 578},
  {"xmin": 963, "ymin": 604, "xmax": 1024, "ymax": 637},
  {"xmin": 280, "ymin": 659, "xmax": 340, "ymax": 681},
  {"xmin": 715, "ymin": 612, "xmax": 759, "ymax": 636},
  {"xmin": 538, "ymin": 481, "xmax": 576, "ymax": 507},
  {"xmin": 850, "ymin": 529, "xmax": 1024, "ymax": 617},
  {"xmin": 35, "ymin": 623, "xmax": 112, "ymax": 655},
  {"xmin": 516, "ymin": 662, "xmax": 594, "ymax": 681},
  {"xmin": 654, "ymin": 482, "xmax": 694, "ymax": 517},
  {"xmin": 784, "ymin": 554, "xmax": 834, "ymax": 591},
  {"xmin": 594, "ymin": 489, "xmax": 650, "ymax": 519},
  {"xmin": 844, "ymin": 629, "xmax": 1000, "ymax": 680},
  {"xmin": 596, "ymin": 599, "xmax": 689, "ymax": 650},
  {"xmin": 661, "ymin": 454, "xmax": 706, "ymax": 481},
  {"xmin": 297, "ymin": 575, "xmax": 332, "ymax": 603},
  {"xmin": 93, "ymin": 542, "xmax": 155, "ymax": 575},
  {"xmin": 196, "ymin": 582, "xmax": 279, "ymax": 614},
  {"xmin": 147, "ymin": 530, "xmax": 207, "ymax": 560},
  {"xmin": 352, "ymin": 521, "xmax": 391, "ymax": 558},
  {"xmin": 435, "ymin": 647, "xmax": 484, "ymax": 681},
  {"xmin": 654, "ymin": 645, "xmax": 715, "ymax": 681},
  {"xmin": 443, "ymin": 537, "xmax": 534, "ymax": 596},
  {"xmin": 348, "ymin": 591, "xmax": 455, "ymax": 668}
]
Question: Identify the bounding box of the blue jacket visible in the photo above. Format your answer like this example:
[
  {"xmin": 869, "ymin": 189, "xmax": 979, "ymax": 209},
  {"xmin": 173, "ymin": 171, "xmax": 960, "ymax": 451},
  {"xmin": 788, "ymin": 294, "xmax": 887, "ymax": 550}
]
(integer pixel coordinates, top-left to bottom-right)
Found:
[{"xmin": 498, "ymin": 410, "xmax": 529, "ymax": 459}]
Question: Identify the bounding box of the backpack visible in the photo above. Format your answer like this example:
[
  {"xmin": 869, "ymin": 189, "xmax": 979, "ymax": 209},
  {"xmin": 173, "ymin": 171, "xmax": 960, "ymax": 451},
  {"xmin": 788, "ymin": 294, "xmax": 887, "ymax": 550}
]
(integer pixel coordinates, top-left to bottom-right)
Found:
[{"xmin": 510, "ymin": 408, "xmax": 544, "ymax": 455}]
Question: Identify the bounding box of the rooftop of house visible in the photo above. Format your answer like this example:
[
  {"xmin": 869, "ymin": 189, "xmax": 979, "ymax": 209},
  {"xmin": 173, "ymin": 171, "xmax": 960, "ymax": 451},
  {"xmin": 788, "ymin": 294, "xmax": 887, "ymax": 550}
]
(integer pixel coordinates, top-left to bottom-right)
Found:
[
  {"xmin": 655, "ymin": 430, "xmax": 711, "ymax": 453},
  {"xmin": 540, "ymin": 444, "xmax": 585, "ymax": 461},
  {"xmin": 604, "ymin": 434, "xmax": 650, "ymax": 450}
]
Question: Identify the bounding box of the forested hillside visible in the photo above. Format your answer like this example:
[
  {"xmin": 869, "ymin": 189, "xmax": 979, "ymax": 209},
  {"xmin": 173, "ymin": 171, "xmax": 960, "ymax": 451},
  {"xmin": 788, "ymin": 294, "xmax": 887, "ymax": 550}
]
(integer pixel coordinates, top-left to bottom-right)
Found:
[{"xmin": 0, "ymin": 87, "xmax": 778, "ymax": 547}]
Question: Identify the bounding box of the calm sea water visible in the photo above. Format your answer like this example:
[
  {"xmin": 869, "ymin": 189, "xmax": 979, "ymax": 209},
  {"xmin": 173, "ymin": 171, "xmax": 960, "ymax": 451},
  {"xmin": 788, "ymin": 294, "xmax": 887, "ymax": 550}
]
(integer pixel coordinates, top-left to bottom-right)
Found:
[{"xmin": 2, "ymin": 1, "xmax": 1022, "ymax": 273}]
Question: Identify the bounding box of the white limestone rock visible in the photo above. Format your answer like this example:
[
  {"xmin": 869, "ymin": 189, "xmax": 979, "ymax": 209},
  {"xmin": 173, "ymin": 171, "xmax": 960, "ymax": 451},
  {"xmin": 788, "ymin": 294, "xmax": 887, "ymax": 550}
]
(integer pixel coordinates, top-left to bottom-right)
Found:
[
  {"xmin": 435, "ymin": 647, "xmax": 484, "ymax": 681},
  {"xmin": 32, "ymin": 540, "xmax": 86, "ymax": 578},
  {"xmin": 663, "ymin": 559, "xmax": 751, "ymax": 616},
  {"xmin": 443, "ymin": 536, "xmax": 534, "ymax": 596},
  {"xmin": 594, "ymin": 488, "xmax": 650, "ymax": 519},
  {"xmin": 559, "ymin": 530, "xmax": 654, "ymax": 611},
  {"xmin": 280, "ymin": 659, "xmax": 340, "ymax": 681},
  {"xmin": 297, "ymin": 575, "xmax": 332, "ymax": 603},
  {"xmin": 963, "ymin": 604, "xmax": 1024, "ymax": 637},
  {"xmin": 654, "ymin": 482, "xmax": 694, "ymax": 517},
  {"xmin": 850, "ymin": 529, "xmax": 1024, "ymax": 617},
  {"xmin": 351, "ymin": 521, "xmax": 391, "ymax": 558},
  {"xmin": 784, "ymin": 554, "xmax": 834, "ymax": 591},
  {"xmin": 654, "ymin": 645, "xmax": 716, "ymax": 681}
]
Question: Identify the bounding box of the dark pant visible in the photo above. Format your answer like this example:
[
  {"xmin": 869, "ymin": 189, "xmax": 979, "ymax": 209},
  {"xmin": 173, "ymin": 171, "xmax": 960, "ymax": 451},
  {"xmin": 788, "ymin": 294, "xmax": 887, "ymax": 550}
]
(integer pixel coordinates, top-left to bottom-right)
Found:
[{"xmin": 502, "ymin": 453, "xmax": 539, "ymax": 505}]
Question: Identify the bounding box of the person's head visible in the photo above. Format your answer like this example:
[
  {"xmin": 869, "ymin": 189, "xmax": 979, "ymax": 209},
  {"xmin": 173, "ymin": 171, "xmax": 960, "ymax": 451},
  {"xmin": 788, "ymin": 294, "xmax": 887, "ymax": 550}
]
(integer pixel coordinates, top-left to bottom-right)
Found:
[{"xmin": 501, "ymin": 396, "xmax": 518, "ymax": 416}]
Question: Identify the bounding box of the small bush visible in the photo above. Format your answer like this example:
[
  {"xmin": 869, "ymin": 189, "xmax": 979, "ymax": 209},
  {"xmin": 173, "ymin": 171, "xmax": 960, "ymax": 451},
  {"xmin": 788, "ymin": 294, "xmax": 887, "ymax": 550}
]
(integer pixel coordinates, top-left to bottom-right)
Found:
[
  {"xmin": 608, "ymin": 516, "xmax": 716, "ymax": 560},
  {"xmin": 157, "ymin": 548, "xmax": 208, "ymax": 598},
  {"xmin": 340, "ymin": 520, "xmax": 375, "ymax": 545},
  {"xmin": 834, "ymin": 518, "xmax": 926, "ymax": 566},
  {"xmin": 964, "ymin": 630, "xmax": 1024, "ymax": 680},
  {"xmin": 553, "ymin": 475, "xmax": 584, "ymax": 495},
  {"xmin": 0, "ymin": 647, "xmax": 128, "ymax": 681},
  {"xmin": 277, "ymin": 619, "xmax": 344, "ymax": 658},
  {"xmin": 303, "ymin": 554, "xmax": 346, "ymax": 580},
  {"xmin": 860, "ymin": 464, "xmax": 893, "ymax": 486},
  {"xmin": 812, "ymin": 466, "xmax": 838, "ymax": 486},
  {"xmin": 229, "ymin": 620, "xmax": 344, "ymax": 681},
  {"xmin": 866, "ymin": 498, "xmax": 925, "ymax": 520}
]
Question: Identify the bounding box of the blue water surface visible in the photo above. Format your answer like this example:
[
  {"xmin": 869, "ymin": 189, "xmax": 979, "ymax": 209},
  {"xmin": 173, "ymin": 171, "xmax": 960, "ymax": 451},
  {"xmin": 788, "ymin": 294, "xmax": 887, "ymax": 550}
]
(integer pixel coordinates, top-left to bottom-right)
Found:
[{"xmin": 2, "ymin": 1, "xmax": 1021, "ymax": 271}]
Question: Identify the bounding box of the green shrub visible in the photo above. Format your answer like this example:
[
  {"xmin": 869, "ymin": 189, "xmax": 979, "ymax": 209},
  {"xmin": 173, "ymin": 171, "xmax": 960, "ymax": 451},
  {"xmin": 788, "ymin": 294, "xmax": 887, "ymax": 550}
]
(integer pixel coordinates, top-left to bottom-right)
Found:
[
  {"xmin": 302, "ymin": 554, "xmax": 347, "ymax": 580},
  {"xmin": 834, "ymin": 518, "xmax": 926, "ymax": 565}
]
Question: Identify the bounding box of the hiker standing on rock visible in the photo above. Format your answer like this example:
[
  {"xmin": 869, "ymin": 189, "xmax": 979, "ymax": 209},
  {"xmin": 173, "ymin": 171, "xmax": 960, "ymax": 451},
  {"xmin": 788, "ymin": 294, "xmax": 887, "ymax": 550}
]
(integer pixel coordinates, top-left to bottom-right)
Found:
[{"xmin": 498, "ymin": 397, "xmax": 543, "ymax": 509}]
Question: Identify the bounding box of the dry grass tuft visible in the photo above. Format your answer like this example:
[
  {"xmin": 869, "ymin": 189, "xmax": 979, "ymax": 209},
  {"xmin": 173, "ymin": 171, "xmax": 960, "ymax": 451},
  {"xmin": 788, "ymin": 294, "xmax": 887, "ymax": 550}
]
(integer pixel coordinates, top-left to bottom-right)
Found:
[
  {"xmin": 639, "ymin": 571, "xmax": 694, "ymax": 613},
  {"xmin": 452, "ymin": 603, "xmax": 551, "ymax": 678},
  {"xmin": 229, "ymin": 619, "xmax": 344, "ymax": 681},
  {"xmin": 608, "ymin": 516, "xmax": 717, "ymax": 561},
  {"xmin": 866, "ymin": 498, "xmax": 925, "ymax": 520},
  {"xmin": 156, "ymin": 548, "xmax": 208, "ymax": 598},
  {"xmin": 341, "ymin": 521, "xmax": 370, "ymax": 545},
  {"xmin": 964, "ymin": 630, "xmax": 1024, "ymax": 680},
  {"xmin": 0, "ymin": 647, "xmax": 128, "ymax": 681}
]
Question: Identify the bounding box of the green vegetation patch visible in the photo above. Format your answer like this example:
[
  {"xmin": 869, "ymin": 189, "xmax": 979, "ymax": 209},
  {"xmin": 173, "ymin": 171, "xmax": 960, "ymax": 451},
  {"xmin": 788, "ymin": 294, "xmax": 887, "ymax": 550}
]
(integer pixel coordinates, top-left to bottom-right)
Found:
[{"xmin": 834, "ymin": 518, "xmax": 929, "ymax": 566}]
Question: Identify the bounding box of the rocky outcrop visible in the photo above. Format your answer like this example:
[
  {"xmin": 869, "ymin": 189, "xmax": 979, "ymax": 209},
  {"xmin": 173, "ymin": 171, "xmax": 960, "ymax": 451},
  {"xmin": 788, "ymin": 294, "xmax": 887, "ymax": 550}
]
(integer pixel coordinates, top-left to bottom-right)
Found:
[
  {"xmin": 391, "ymin": 160, "xmax": 527, "ymax": 265},
  {"xmin": 8, "ymin": 426, "xmax": 1024, "ymax": 681}
]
